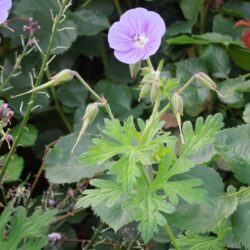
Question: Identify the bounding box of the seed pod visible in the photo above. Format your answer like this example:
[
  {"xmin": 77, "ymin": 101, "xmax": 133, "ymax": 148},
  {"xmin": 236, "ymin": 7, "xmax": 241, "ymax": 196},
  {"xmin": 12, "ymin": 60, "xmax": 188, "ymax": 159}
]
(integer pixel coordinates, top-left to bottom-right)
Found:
[
  {"xmin": 195, "ymin": 72, "xmax": 223, "ymax": 98},
  {"xmin": 172, "ymin": 93, "xmax": 183, "ymax": 116},
  {"xmin": 150, "ymin": 82, "xmax": 160, "ymax": 104},
  {"xmin": 138, "ymin": 82, "xmax": 151, "ymax": 101},
  {"xmin": 71, "ymin": 103, "xmax": 99, "ymax": 153}
]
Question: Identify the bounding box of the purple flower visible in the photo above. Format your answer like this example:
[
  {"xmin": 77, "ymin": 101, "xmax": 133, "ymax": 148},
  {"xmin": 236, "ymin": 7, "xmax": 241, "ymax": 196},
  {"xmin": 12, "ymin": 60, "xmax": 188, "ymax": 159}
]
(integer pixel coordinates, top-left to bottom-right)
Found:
[
  {"xmin": 0, "ymin": 0, "xmax": 12, "ymax": 24},
  {"xmin": 108, "ymin": 7, "xmax": 166, "ymax": 64},
  {"xmin": 48, "ymin": 232, "xmax": 63, "ymax": 243}
]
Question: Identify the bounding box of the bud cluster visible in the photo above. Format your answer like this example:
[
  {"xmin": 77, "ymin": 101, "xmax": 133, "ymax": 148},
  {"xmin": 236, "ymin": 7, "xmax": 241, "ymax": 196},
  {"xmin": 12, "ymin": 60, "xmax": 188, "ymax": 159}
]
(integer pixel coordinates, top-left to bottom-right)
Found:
[
  {"xmin": 0, "ymin": 102, "xmax": 14, "ymax": 148},
  {"xmin": 0, "ymin": 103, "xmax": 14, "ymax": 126},
  {"xmin": 139, "ymin": 60, "xmax": 164, "ymax": 104},
  {"xmin": 23, "ymin": 17, "xmax": 41, "ymax": 34}
]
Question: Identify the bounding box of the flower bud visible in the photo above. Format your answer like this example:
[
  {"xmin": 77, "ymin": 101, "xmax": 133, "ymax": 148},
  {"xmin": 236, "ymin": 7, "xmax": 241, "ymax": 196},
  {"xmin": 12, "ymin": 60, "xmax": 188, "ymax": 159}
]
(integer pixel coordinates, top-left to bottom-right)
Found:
[
  {"xmin": 83, "ymin": 103, "xmax": 99, "ymax": 124},
  {"xmin": 172, "ymin": 93, "xmax": 184, "ymax": 144},
  {"xmin": 129, "ymin": 61, "xmax": 141, "ymax": 79},
  {"xmin": 50, "ymin": 69, "xmax": 74, "ymax": 84},
  {"xmin": 172, "ymin": 93, "xmax": 183, "ymax": 116},
  {"xmin": 195, "ymin": 72, "xmax": 223, "ymax": 98},
  {"xmin": 13, "ymin": 69, "xmax": 75, "ymax": 98},
  {"xmin": 138, "ymin": 82, "xmax": 151, "ymax": 101},
  {"xmin": 71, "ymin": 103, "xmax": 99, "ymax": 153},
  {"xmin": 150, "ymin": 82, "xmax": 160, "ymax": 104}
]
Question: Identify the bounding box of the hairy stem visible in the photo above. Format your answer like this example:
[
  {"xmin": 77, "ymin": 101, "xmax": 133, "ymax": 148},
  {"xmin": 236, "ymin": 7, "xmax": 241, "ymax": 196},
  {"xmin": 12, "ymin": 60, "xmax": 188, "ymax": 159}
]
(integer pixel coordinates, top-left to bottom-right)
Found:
[
  {"xmin": 82, "ymin": 222, "xmax": 105, "ymax": 250},
  {"xmin": 177, "ymin": 75, "xmax": 195, "ymax": 95},
  {"xmin": 0, "ymin": 34, "xmax": 32, "ymax": 91},
  {"xmin": 0, "ymin": 0, "xmax": 71, "ymax": 183},
  {"xmin": 113, "ymin": 0, "xmax": 122, "ymax": 16},
  {"xmin": 74, "ymin": 71, "xmax": 115, "ymax": 120},
  {"xmin": 164, "ymin": 224, "xmax": 180, "ymax": 250}
]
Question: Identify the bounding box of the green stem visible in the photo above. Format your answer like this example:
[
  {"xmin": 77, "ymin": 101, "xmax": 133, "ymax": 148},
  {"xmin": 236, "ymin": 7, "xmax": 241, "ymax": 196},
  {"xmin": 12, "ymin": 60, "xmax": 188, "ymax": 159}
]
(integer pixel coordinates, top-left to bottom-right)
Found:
[
  {"xmin": 0, "ymin": 0, "xmax": 71, "ymax": 183},
  {"xmin": 177, "ymin": 76, "xmax": 195, "ymax": 95},
  {"xmin": 0, "ymin": 34, "xmax": 32, "ymax": 91},
  {"xmin": 73, "ymin": 72, "xmax": 115, "ymax": 120},
  {"xmin": 82, "ymin": 0, "xmax": 92, "ymax": 8},
  {"xmin": 242, "ymin": 72, "xmax": 250, "ymax": 79},
  {"xmin": 83, "ymin": 222, "xmax": 105, "ymax": 250},
  {"xmin": 139, "ymin": 96, "xmax": 160, "ymax": 144},
  {"xmin": 164, "ymin": 224, "xmax": 180, "ymax": 250},
  {"xmin": 113, "ymin": 0, "xmax": 122, "ymax": 16}
]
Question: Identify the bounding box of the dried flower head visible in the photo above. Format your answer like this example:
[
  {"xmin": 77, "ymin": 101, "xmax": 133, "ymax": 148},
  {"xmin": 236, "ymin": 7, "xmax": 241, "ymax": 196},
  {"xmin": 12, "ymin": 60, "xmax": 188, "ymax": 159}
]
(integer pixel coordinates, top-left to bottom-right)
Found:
[
  {"xmin": 0, "ymin": 0, "xmax": 12, "ymax": 24},
  {"xmin": 23, "ymin": 17, "xmax": 41, "ymax": 34},
  {"xmin": 108, "ymin": 7, "xmax": 166, "ymax": 64}
]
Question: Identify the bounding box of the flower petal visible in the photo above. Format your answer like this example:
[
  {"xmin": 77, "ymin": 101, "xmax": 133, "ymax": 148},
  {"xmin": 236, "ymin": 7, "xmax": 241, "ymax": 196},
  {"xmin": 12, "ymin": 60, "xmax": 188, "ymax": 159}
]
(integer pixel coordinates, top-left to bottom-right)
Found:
[
  {"xmin": 142, "ymin": 38, "xmax": 162, "ymax": 59},
  {"xmin": 0, "ymin": 11, "xmax": 8, "ymax": 24},
  {"xmin": 0, "ymin": 0, "xmax": 12, "ymax": 10},
  {"xmin": 120, "ymin": 7, "xmax": 148, "ymax": 34},
  {"xmin": 108, "ymin": 21, "xmax": 133, "ymax": 51},
  {"xmin": 145, "ymin": 11, "xmax": 166, "ymax": 38},
  {"xmin": 114, "ymin": 48, "xmax": 145, "ymax": 64}
]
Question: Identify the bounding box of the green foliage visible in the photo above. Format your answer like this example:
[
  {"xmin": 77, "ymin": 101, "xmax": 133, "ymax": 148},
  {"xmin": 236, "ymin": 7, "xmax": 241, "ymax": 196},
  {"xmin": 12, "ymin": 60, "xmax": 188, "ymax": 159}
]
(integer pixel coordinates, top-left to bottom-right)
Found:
[
  {"xmin": 77, "ymin": 114, "xmax": 223, "ymax": 241},
  {"xmin": 0, "ymin": 206, "xmax": 56, "ymax": 250},
  {"xmin": 180, "ymin": 113, "xmax": 224, "ymax": 158},
  {"xmin": 12, "ymin": 124, "xmax": 38, "ymax": 147},
  {"xmin": 3, "ymin": 154, "xmax": 24, "ymax": 182},
  {"xmin": 176, "ymin": 58, "xmax": 209, "ymax": 116},
  {"xmin": 201, "ymin": 45, "xmax": 230, "ymax": 79},
  {"xmin": 167, "ymin": 194, "xmax": 237, "ymax": 233},
  {"xmin": 232, "ymin": 193, "xmax": 250, "ymax": 249},
  {"xmin": 217, "ymin": 77, "xmax": 250, "ymax": 105},
  {"xmin": 45, "ymin": 133, "xmax": 106, "ymax": 184},
  {"xmin": 214, "ymin": 125, "xmax": 250, "ymax": 183}
]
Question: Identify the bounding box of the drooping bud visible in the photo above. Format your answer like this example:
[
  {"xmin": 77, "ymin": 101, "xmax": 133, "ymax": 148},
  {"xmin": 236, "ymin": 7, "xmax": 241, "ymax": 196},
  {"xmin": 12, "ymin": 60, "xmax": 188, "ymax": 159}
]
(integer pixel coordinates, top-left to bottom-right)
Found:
[
  {"xmin": 172, "ymin": 93, "xmax": 184, "ymax": 144},
  {"xmin": 71, "ymin": 103, "xmax": 99, "ymax": 153},
  {"xmin": 129, "ymin": 60, "xmax": 141, "ymax": 79},
  {"xmin": 195, "ymin": 72, "xmax": 223, "ymax": 98},
  {"xmin": 12, "ymin": 69, "xmax": 75, "ymax": 98}
]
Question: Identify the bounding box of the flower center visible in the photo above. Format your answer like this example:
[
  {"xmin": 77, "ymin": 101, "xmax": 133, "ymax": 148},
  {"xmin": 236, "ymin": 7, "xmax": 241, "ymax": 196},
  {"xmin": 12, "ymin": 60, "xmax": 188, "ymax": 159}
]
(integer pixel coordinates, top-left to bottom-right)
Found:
[{"xmin": 133, "ymin": 33, "xmax": 148, "ymax": 49}]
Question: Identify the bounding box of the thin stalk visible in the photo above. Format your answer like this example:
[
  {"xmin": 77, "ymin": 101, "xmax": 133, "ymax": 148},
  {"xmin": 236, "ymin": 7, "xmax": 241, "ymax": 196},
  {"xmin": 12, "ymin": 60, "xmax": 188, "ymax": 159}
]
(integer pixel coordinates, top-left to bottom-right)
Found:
[
  {"xmin": 0, "ymin": 0, "xmax": 71, "ymax": 183},
  {"xmin": 177, "ymin": 75, "xmax": 195, "ymax": 95},
  {"xmin": 82, "ymin": 222, "xmax": 105, "ymax": 250},
  {"xmin": 243, "ymin": 72, "xmax": 250, "ymax": 78},
  {"xmin": 0, "ymin": 34, "xmax": 32, "ymax": 91},
  {"xmin": 82, "ymin": 0, "xmax": 92, "ymax": 8},
  {"xmin": 199, "ymin": 0, "xmax": 206, "ymax": 34},
  {"xmin": 113, "ymin": 0, "xmax": 122, "ymax": 16},
  {"xmin": 164, "ymin": 224, "xmax": 180, "ymax": 250},
  {"xmin": 74, "ymin": 72, "xmax": 115, "ymax": 120}
]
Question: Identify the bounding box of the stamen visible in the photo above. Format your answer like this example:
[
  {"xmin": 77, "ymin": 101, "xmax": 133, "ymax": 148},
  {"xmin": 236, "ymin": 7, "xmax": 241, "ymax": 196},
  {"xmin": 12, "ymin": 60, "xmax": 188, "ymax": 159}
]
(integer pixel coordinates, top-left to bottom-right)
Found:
[{"xmin": 133, "ymin": 34, "xmax": 148, "ymax": 49}]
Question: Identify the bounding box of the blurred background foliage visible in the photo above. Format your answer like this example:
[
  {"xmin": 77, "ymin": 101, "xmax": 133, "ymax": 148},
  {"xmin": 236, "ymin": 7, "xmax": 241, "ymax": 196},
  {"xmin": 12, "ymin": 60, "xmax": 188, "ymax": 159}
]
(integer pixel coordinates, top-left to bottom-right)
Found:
[{"xmin": 0, "ymin": 0, "xmax": 250, "ymax": 249}]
